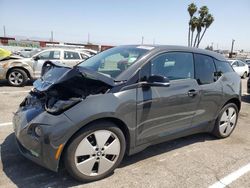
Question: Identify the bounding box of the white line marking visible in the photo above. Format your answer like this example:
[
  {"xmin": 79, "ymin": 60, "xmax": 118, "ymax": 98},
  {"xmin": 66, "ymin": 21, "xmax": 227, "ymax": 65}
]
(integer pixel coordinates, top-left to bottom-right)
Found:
[
  {"xmin": 0, "ymin": 90, "xmax": 30, "ymax": 94},
  {"xmin": 209, "ymin": 163, "xmax": 250, "ymax": 188},
  {"xmin": 0, "ymin": 122, "xmax": 12, "ymax": 127}
]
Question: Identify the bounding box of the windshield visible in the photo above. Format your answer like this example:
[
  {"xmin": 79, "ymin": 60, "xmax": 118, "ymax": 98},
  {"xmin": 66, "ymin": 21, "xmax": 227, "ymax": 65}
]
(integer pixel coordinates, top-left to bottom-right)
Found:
[{"xmin": 77, "ymin": 46, "xmax": 148, "ymax": 80}]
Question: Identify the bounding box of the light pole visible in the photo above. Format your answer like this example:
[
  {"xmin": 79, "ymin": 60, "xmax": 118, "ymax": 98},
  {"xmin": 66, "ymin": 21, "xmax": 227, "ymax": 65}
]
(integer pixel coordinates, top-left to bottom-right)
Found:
[{"xmin": 229, "ymin": 39, "xmax": 235, "ymax": 58}]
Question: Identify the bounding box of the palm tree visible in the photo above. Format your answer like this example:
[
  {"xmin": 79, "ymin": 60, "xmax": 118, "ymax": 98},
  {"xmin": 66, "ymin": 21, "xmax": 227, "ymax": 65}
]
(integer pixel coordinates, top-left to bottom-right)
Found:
[
  {"xmin": 188, "ymin": 3, "xmax": 197, "ymax": 46},
  {"xmin": 197, "ymin": 14, "xmax": 214, "ymax": 47},
  {"xmin": 193, "ymin": 18, "xmax": 203, "ymax": 47},
  {"xmin": 199, "ymin": 6, "xmax": 209, "ymax": 19},
  {"xmin": 193, "ymin": 6, "xmax": 209, "ymax": 47},
  {"xmin": 190, "ymin": 17, "xmax": 198, "ymax": 46}
]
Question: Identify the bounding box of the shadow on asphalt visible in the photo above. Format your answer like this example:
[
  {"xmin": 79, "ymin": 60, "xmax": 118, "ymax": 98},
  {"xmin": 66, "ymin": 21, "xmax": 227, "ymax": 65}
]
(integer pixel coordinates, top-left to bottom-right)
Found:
[
  {"xmin": 1, "ymin": 132, "xmax": 215, "ymax": 187},
  {"xmin": 0, "ymin": 80, "xmax": 34, "ymax": 87}
]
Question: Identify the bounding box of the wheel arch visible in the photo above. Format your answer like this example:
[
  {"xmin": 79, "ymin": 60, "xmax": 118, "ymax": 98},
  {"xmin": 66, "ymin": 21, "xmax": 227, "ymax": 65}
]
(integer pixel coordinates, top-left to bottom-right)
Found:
[
  {"xmin": 223, "ymin": 97, "xmax": 241, "ymax": 112},
  {"xmin": 6, "ymin": 66, "xmax": 32, "ymax": 79},
  {"xmin": 58, "ymin": 117, "xmax": 131, "ymax": 170}
]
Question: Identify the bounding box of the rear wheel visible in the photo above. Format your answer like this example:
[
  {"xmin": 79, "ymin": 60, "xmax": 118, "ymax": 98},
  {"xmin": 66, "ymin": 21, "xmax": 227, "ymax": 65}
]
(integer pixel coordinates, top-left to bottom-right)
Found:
[
  {"xmin": 212, "ymin": 103, "xmax": 238, "ymax": 138},
  {"xmin": 65, "ymin": 121, "xmax": 126, "ymax": 182},
  {"xmin": 7, "ymin": 68, "xmax": 28, "ymax": 87}
]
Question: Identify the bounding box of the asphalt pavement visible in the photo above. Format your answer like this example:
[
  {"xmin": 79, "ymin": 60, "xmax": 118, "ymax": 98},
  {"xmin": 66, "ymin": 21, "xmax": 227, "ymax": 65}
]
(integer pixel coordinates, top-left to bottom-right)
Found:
[{"xmin": 0, "ymin": 79, "xmax": 250, "ymax": 188}]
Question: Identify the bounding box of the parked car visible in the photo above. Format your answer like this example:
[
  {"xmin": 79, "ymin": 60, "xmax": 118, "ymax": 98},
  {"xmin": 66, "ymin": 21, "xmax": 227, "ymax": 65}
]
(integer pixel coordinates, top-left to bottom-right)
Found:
[
  {"xmin": 13, "ymin": 45, "xmax": 241, "ymax": 182},
  {"xmin": 228, "ymin": 59, "xmax": 249, "ymax": 78},
  {"xmin": 0, "ymin": 48, "xmax": 90, "ymax": 86}
]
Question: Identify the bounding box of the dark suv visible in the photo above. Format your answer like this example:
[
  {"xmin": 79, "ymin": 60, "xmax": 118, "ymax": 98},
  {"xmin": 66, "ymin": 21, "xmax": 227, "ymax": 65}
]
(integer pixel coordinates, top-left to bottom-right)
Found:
[{"xmin": 13, "ymin": 45, "xmax": 241, "ymax": 182}]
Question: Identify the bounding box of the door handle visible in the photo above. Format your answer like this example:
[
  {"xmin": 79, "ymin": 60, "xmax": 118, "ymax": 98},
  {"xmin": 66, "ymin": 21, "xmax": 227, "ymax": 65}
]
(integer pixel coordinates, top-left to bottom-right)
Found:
[{"xmin": 188, "ymin": 89, "xmax": 198, "ymax": 97}]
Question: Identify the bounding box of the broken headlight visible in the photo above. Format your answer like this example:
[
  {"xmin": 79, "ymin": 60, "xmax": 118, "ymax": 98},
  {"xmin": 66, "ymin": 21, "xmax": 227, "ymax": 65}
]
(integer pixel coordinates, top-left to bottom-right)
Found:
[{"xmin": 45, "ymin": 97, "xmax": 82, "ymax": 115}]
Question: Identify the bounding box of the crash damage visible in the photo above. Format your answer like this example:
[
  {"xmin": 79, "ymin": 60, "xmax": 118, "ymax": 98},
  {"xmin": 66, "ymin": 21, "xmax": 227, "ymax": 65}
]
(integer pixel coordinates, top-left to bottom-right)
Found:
[{"xmin": 21, "ymin": 61, "xmax": 117, "ymax": 115}]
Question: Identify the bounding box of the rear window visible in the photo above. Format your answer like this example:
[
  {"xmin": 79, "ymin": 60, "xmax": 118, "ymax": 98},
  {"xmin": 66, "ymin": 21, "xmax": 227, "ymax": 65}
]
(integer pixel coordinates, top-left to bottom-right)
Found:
[{"xmin": 214, "ymin": 59, "xmax": 234, "ymax": 73}]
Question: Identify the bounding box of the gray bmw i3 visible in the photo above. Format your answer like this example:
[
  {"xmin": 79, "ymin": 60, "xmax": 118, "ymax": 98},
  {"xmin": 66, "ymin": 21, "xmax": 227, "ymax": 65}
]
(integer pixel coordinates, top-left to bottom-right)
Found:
[{"xmin": 13, "ymin": 45, "xmax": 241, "ymax": 182}]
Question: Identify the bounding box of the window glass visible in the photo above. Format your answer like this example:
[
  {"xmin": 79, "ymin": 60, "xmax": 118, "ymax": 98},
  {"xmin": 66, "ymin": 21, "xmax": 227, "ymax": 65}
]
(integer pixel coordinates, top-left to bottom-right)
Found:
[
  {"xmin": 238, "ymin": 61, "xmax": 245, "ymax": 66},
  {"xmin": 38, "ymin": 51, "xmax": 50, "ymax": 60},
  {"xmin": 194, "ymin": 54, "xmax": 216, "ymax": 85},
  {"xmin": 52, "ymin": 51, "xmax": 60, "ymax": 59},
  {"xmin": 80, "ymin": 53, "xmax": 89, "ymax": 59},
  {"xmin": 37, "ymin": 51, "xmax": 60, "ymax": 60},
  {"xmin": 64, "ymin": 51, "xmax": 80, "ymax": 59},
  {"xmin": 150, "ymin": 52, "xmax": 194, "ymax": 80},
  {"xmin": 214, "ymin": 59, "xmax": 234, "ymax": 73},
  {"xmin": 232, "ymin": 62, "xmax": 238, "ymax": 67},
  {"xmin": 78, "ymin": 46, "xmax": 148, "ymax": 79}
]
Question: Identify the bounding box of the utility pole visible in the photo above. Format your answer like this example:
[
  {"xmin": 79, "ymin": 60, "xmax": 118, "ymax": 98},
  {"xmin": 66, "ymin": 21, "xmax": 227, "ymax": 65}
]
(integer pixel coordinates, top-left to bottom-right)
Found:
[
  {"xmin": 3, "ymin": 25, "xmax": 6, "ymax": 37},
  {"xmin": 51, "ymin": 31, "xmax": 54, "ymax": 42},
  {"xmin": 87, "ymin": 33, "xmax": 90, "ymax": 44},
  {"xmin": 229, "ymin": 39, "xmax": 235, "ymax": 58},
  {"xmin": 141, "ymin": 36, "xmax": 144, "ymax": 45}
]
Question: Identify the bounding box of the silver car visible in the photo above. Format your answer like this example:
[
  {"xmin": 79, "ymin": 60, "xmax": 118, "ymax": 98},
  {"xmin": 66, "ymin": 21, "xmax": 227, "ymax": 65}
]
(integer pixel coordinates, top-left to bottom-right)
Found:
[{"xmin": 0, "ymin": 48, "xmax": 90, "ymax": 86}]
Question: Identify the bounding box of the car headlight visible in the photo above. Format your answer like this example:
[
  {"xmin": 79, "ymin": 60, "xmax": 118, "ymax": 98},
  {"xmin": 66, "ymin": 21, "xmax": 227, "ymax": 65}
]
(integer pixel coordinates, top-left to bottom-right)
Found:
[{"xmin": 45, "ymin": 97, "xmax": 82, "ymax": 115}]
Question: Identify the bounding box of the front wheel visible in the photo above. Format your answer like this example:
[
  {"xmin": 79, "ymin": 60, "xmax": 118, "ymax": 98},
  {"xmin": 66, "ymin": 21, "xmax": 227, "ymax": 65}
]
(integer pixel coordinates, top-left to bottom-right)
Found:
[
  {"xmin": 212, "ymin": 103, "xmax": 239, "ymax": 138},
  {"xmin": 7, "ymin": 68, "xmax": 28, "ymax": 86},
  {"xmin": 65, "ymin": 121, "xmax": 126, "ymax": 182}
]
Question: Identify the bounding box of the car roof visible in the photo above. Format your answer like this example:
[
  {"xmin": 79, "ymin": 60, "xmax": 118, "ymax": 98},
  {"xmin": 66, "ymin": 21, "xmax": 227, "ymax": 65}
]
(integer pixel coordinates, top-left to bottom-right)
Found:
[{"xmin": 121, "ymin": 45, "xmax": 226, "ymax": 61}]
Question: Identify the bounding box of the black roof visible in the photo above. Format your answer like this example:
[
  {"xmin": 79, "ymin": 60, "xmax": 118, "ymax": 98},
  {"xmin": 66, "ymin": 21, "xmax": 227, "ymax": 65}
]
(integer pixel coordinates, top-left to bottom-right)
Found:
[{"xmin": 122, "ymin": 45, "xmax": 226, "ymax": 61}]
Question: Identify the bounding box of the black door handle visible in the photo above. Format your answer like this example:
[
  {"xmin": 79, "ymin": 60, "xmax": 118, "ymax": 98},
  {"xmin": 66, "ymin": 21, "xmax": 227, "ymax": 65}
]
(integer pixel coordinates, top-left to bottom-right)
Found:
[{"xmin": 188, "ymin": 89, "xmax": 198, "ymax": 97}]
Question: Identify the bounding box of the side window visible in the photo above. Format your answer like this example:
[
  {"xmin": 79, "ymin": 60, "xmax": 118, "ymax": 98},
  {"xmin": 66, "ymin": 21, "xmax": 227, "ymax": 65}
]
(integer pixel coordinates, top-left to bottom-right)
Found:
[
  {"xmin": 37, "ymin": 51, "xmax": 60, "ymax": 60},
  {"xmin": 238, "ymin": 61, "xmax": 245, "ymax": 66},
  {"xmin": 214, "ymin": 59, "xmax": 234, "ymax": 73},
  {"xmin": 38, "ymin": 51, "xmax": 50, "ymax": 60},
  {"xmin": 194, "ymin": 54, "xmax": 216, "ymax": 85},
  {"xmin": 232, "ymin": 61, "xmax": 238, "ymax": 67},
  {"xmin": 150, "ymin": 52, "xmax": 194, "ymax": 80},
  {"xmin": 64, "ymin": 51, "xmax": 80, "ymax": 60},
  {"xmin": 80, "ymin": 53, "xmax": 89, "ymax": 59},
  {"xmin": 51, "ymin": 51, "xmax": 60, "ymax": 59}
]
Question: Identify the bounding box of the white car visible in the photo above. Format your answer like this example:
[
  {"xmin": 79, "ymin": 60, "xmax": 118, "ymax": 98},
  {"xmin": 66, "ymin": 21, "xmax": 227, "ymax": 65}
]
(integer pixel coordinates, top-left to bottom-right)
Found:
[{"xmin": 228, "ymin": 59, "xmax": 249, "ymax": 78}]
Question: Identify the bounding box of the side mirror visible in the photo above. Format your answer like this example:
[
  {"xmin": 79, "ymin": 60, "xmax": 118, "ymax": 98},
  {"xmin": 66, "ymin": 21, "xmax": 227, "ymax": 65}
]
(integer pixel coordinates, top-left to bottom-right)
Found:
[
  {"xmin": 142, "ymin": 75, "xmax": 170, "ymax": 87},
  {"xmin": 33, "ymin": 56, "xmax": 40, "ymax": 61}
]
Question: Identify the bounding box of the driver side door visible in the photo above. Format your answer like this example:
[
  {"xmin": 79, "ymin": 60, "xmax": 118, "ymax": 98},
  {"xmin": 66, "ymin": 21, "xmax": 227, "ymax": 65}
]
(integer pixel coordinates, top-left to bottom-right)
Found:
[
  {"xmin": 33, "ymin": 50, "xmax": 61, "ymax": 78},
  {"xmin": 136, "ymin": 52, "xmax": 200, "ymax": 145}
]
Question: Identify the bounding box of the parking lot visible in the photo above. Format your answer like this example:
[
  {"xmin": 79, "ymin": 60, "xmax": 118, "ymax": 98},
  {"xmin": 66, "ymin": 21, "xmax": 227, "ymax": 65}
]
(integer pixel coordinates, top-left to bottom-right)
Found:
[{"xmin": 0, "ymin": 79, "xmax": 249, "ymax": 188}]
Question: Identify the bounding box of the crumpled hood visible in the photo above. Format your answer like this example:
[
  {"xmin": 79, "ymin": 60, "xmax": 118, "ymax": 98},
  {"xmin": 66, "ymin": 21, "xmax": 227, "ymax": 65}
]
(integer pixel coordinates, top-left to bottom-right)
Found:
[{"xmin": 33, "ymin": 62, "xmax": 116, "ymax": 92}]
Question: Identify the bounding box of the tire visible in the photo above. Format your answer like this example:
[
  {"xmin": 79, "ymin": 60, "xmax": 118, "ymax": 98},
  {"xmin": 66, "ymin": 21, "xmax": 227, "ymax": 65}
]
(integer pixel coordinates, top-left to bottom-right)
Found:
[
  {"xmin": 212, "ymin": 103, "xmax": 239, "ymax": 138},
  {"xmin": 7, "ymin": 68, "xmax": 28, "ymax": 87},
  {"xmin": 65, "ymin": 121, "xmax": 126, "ymax": 182},
  {"xmin": 242, "ymin": 72, "xmax": 247, "ymax": 79}
]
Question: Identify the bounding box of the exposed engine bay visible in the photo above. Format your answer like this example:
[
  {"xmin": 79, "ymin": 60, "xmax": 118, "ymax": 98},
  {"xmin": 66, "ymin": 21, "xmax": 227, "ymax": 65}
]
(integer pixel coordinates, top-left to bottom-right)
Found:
[{"xmin": 21, "ymin": 61, "xmax": 116, "ymax": 115}]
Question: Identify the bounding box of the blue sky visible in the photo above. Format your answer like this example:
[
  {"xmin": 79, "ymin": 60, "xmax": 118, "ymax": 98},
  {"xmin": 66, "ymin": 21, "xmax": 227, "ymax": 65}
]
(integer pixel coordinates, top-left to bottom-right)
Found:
[{"xmin": 0, "ymin": 0, "xmax": 250, "ymax": 51}]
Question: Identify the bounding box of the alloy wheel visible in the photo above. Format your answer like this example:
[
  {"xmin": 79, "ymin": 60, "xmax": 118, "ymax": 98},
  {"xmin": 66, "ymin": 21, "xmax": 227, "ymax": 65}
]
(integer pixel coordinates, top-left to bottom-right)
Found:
[
  {"xmin": 74, "ymin": 130, "xmax": 121, "ymax": 176},
  {"xmin": 8, "ymin": 71, "xmax": 24, "ymax": 86},
  {"xmin": 219, "ymin": 107, "xmax": 237, "ymax": 137}
]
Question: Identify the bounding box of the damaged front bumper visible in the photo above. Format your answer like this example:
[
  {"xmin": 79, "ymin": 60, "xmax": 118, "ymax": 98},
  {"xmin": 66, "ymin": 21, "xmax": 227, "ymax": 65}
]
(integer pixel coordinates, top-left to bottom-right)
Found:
[{"xmin": 13, "ymin": 96, "xmax": 75, "ymax": 172}]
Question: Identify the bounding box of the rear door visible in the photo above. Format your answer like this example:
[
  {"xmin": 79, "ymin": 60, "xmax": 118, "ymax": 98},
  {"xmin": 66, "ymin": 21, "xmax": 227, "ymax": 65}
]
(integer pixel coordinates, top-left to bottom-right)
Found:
[
  {"xmin": 62, "ymin": 50, "xmax": 82, "ymax": 67},
  {"xmin": 191, "ymin": 54, "xmax": 223, "ymax": 127},
  {"xmin": 136, "ymin": 51, "xmax": 201, "ymax": 145}
]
